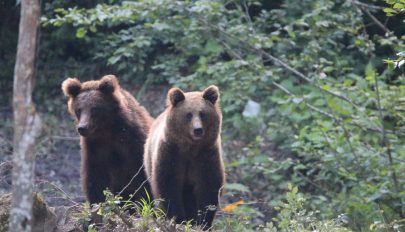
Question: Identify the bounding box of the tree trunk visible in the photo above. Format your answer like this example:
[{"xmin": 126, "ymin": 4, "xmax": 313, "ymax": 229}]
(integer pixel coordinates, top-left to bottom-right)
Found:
[{"xmin": 9, "ymin": 0, "xmax": 42, "ymax": 231}]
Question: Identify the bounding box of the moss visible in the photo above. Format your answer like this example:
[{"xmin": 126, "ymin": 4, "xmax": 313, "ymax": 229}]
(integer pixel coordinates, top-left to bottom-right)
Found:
[
  {"xmin": 32, "ymin": 193, "xmax": 57, "ymax": 232},
  {"xmin": 0, "ymin": 193, "xmax": 11, "ymax": 232}
]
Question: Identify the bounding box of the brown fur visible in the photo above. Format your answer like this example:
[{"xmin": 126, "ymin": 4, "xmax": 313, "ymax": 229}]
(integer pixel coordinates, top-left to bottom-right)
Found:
[
  {"xmin": 62, "ymin": 75, "xmax": 153, "ymax": 205},
  {"xmin": 144, "ymin": 85, "xmax": 225, "ymax": 230}
]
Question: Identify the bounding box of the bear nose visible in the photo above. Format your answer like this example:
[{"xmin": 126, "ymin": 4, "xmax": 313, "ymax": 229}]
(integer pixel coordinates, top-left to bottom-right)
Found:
[
  {"xmin": 77, "ymin": 126, "xmax": 88, "ymax": 136},
  {"xmin": 193, "ymin": 128, "xmax": 204, "ymax": 137}
]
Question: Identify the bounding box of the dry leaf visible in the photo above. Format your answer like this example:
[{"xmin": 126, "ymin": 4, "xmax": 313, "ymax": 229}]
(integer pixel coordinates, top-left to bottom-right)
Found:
[{"xmin": 222, "ymin": 200, "xmax": 245, "ymax": 212}]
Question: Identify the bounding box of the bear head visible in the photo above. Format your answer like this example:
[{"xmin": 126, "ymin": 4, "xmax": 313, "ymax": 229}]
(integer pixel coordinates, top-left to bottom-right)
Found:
[
  {"xmin": 62, "ymin": 75, "xmax": 122, "ymax": 138},
  {"xmin": 166, "ymin": 85, "xmax": 222, "ymax": 144}
]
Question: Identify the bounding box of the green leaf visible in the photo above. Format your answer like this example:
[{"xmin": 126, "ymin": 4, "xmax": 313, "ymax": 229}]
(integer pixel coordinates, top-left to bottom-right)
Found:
[
  {"xmin": 292, "ymin": 186, "xmax": 298, "ymax": 194},
  {"xmin": 327, "ymin": 97, "xmax": 351, "ymax": 115},
  {"xmin": 76, "ymin": 27, "xmax": 87, "ymax": 38},
  {"xmin": 89, "ymin": 25, "xmax": 97, "ymax": 33},
  {"xmin": 343, "ymin": 79, "xmax": 353, "ymax": 87},
  {"xmin": 321, "ymin": 84, "xmax": 331, "ymax": 91},
  {"xmin": 393, "ymin": 3, "xmax": 404, "ymax": 9},
  {"xmin": 365, "ymin": 63, "xmax": 375, "ymax": 82},
  {"xmin": 205, "ymin": 39, "xmax": 222, "ymax": 54},
  {"xmin": 383, "ymin": 8, "xmax": 397, "ymax": 13},
  {"xmin": 323, "ymin": 66, "xmax": 335, "ymax": 73},
  {"xmin": 108, "ymin": 56, "xmax": 120, "ymax": 65}
]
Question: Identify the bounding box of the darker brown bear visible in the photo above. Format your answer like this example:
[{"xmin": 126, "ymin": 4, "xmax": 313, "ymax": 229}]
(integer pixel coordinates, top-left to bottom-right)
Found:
[
  {"xmin": 62, "ymin": 75, "xmax": 153, "ymax": 205},
  {"xmin": 144, "ymin": 85, "xmax": 225, "ymax": 230}
]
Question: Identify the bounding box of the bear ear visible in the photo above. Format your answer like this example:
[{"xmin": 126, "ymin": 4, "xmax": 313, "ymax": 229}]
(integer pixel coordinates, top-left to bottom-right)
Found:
[
  {"xmin": 62, "ymin": 78, "xmax": 82, "ymax": 97},
  {"xmin": 168, "ymin": 87, "xmax": 185, "ymax": 107},
  {"xmin": 99, "ymin": 75, "xmax": 119, "ymax": 94},
  {"xmin": 203, "ymin": 85, "xmax": 219, "ymax": 105}
]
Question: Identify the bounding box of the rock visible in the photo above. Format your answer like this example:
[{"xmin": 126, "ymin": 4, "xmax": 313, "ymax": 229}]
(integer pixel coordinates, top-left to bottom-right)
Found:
[
  {"xmin": 32, "ymin": 194, "xmax": 57, "ymax": 232},
  {"xmin": 52, "ymin": 206, "xmax": 82, "ymax": 232},
  {"xmin": 0, "ymin": 193, "xmax": 58, "ymax": 232},
  {"xmin": 0, "ymin": 194, "xmax": 11, "ymax": 232}
]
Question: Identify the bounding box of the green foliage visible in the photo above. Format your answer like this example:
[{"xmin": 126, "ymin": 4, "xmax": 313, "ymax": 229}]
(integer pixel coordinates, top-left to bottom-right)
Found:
[
  {"xmin": 382, "ymin": 0, "xmax": 405, "ymax": 69},
  {"xmin": 133, "ymin": 191, "xmax": 165, "ymax": 230},
  {"xmin": 74, "ymin": 189, "xmax": 167, "ymax": 231},
  {"xmin": 43, "ymin": 0, "xmax": 405, "ymax": 231},
  {"xmin": 270, "ymin": 184, "xmax": 351, "ymax": 232},
  {"xmin": 383, "ymin": 0, "xmax": 405, "ymax": 15},
  {"xmin": 217, "ymin": 184, "xmax": 352, "ymax": 231}
]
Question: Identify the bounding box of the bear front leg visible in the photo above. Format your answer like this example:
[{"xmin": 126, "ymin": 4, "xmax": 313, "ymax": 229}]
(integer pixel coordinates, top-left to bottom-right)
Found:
[
  {"xmin": 194, "ymin": 155, "xmax": 224, "ymax": 230},
  {"xmin": 157, "ymin": 178, "xmax": 186, "ymax": 224},
  {"xmin": 195, "ymin": 187, "xmax": 220, "ymax": 230},
  {"xmin": 153, "ymin": 149, "xmax": 186, "ymax": 224},
  {"xmin": 82, "ymin": 160, "xmax": 110, "ymax": 204}
]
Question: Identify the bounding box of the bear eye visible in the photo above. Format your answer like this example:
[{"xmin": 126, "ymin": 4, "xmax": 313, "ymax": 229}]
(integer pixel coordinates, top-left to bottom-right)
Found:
[
  {"xmin": 186, "ymin": 113, "xmax": 193, "ymax": 122},
  {"xmin": 91, "ymin": 107, "xmax": 102, "ymax": 115},
  {"xmin": 200, "ymin": 112, "xmax": 206, "ymax": 121},
  {"xmin": 75, "ymin": 109, "xmax": 81, "ymax": 118}
]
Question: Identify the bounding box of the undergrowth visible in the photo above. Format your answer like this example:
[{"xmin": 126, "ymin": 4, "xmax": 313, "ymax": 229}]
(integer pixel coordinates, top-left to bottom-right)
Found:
[{"xmin": 71, "ymin": 185, "xmax": 365, "ymax": 232}]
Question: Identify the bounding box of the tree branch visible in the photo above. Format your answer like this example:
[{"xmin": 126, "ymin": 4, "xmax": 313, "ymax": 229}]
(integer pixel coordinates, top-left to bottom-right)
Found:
[
  {"xmin": 197, "ymin": 18, "xmax": 361, "ymax": 109},
  {"xmin": 372, "ymin": 68, "xmax": 403, "ymax": 218},
  {"xmin": 351, "ymin": 0, "xmax": 384, "ymax": 11},
  {"xmin": 363, "ymin": 9, "xmax": 392, "ymax": 35}
]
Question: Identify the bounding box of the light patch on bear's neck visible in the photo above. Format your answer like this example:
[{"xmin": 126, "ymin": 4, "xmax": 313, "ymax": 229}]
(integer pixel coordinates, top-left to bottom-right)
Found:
[
  {"xmin": 157, "ymin": 118, "xmax": 166, "ymax": 138},
  {"xmin": 153, "ymin": 116, "xmax": 167, "ymax": 151}
]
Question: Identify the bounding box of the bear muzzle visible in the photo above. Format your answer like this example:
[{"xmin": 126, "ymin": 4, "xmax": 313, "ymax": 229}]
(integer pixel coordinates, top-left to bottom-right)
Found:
[
  {"xmin": 191, "ymin": 127, "xmax": 204, "ymax": 140},
  {"xmin": 191, "ymin": 117, "xmax": 204, "ymax": 140},
  {"xmin": 77, "ymin": 124, "xmax": 89, "ymax": 136},
  {"xmin": 194, "ymin": 128, "xmax": 204, "ymax": 137}
]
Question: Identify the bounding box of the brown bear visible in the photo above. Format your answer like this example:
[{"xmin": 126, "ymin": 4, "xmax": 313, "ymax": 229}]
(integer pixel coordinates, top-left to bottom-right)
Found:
[
  {"xmin": 62, "ymin": 75, "xmax": 153, "ymax": 205},
  {"xmin": 144, "ymin": 85, "xmax": 225, "ymax": 230}
]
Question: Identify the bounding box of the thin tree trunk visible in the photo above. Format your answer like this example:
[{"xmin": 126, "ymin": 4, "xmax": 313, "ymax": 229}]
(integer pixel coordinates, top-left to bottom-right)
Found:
[{"xmin": 9, "ymin": 0, "xmax": 42, "ymax": 231}]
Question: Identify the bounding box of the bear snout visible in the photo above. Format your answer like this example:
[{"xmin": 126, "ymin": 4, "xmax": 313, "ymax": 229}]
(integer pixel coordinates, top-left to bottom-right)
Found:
[
  {"xmin": 192, "ymin": 117, "xmax": 204, "ymax": 139},
  {"xmin": 193, "ymin": 127, "xmax": 204, "ymax": 137},
  {"xmin": 77, "ymin": 125, "xmax": 89, "ymax": 136}
]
